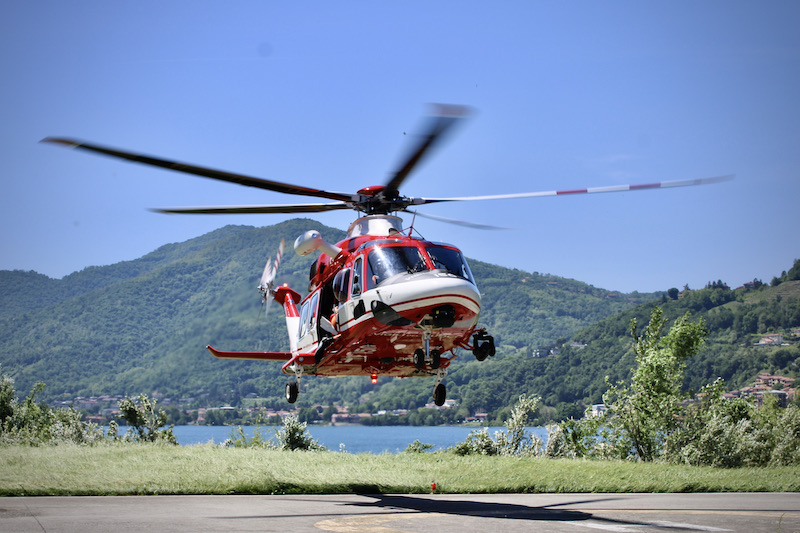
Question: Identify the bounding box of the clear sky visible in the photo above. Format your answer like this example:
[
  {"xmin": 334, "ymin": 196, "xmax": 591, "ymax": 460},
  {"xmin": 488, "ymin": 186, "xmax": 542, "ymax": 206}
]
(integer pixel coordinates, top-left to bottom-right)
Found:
[{"xmin": 2, "ymin": 1, "xmax": 798, "ymax": 293}]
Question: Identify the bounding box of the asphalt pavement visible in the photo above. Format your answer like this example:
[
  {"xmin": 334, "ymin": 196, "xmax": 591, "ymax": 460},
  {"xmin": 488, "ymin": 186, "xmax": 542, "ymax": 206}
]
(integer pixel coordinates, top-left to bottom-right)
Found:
[{"xmin": 1, "ymin": 492, "xmax": 799, "ymax": 532}]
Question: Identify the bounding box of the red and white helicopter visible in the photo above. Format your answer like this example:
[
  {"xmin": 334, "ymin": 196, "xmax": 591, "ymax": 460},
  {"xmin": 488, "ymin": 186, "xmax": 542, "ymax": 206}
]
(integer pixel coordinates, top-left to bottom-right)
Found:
[{"xmin": 43, "ymin": 105, "xmax": 731, "ymax": 405}]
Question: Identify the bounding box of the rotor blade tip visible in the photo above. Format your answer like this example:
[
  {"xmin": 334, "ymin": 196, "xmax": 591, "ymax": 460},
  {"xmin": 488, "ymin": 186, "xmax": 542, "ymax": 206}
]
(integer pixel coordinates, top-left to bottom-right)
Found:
[
  {"xmin": 429, "ymin": 103, "xmax": 472, "ymax": 118},
  {"xmin": 41, "ymin": 137, "xmax": 79, "ymax": 148}
]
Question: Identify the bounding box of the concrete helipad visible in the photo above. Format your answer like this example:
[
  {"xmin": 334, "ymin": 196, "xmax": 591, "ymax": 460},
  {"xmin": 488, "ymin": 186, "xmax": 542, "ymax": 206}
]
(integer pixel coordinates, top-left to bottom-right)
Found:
[{"xmin": 2, "ymin": 492, "xmax": 799, "ymax": 532}]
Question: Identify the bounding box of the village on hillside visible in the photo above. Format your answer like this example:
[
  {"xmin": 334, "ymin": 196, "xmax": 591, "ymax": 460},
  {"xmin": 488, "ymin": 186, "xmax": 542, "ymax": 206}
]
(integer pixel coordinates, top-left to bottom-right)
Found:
[{"xmin": 725, "ymin": 372, "xmax": 796, "ymax": 407}]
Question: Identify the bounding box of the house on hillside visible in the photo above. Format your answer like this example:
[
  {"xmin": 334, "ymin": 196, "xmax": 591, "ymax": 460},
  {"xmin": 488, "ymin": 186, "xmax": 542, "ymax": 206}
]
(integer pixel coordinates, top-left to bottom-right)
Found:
[
  {"xmin": 754, "ymin": 334, "xmax": 784, "ymax": 347},
  {"xmin": 755, "ymin": 373, "xmax": 795, "ymax": 388},
  {"xmin": 757, "ymin": 390, "xmax": 789, "ymax": 408},
  {"xmin": 590, "ymin": 404, "xmax": 606, "ymax": 417},
  {"xmin": 425, "ymin": 398, "xmax": 457, "ymax": 410},
  {"xmin": 728, "ymin": 373, "xmax": 797, "ymax": 406}
]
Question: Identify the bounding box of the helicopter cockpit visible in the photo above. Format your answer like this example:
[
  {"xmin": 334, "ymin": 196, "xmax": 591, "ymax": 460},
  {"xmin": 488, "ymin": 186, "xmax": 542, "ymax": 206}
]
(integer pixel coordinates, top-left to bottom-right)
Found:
[
  {"xmin": 363, "ymin": 242, "xmax": 475, "ymax": 290},
  {"xmin": 424, "ymin": 244, "xmax": 475, "ymax": 284}
]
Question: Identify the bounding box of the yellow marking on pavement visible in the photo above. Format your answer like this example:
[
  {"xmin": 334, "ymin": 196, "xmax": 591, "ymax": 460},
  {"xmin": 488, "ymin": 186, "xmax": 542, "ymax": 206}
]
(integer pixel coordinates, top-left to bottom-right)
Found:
[{"xmin": 314, "ymin": 512, "xmax": 441, "ymax": 533}]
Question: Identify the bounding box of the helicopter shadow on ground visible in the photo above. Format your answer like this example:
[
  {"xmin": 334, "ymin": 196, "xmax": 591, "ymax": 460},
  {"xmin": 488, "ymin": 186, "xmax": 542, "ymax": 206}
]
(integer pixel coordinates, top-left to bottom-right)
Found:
[{"xmin": 352, "ymin": 494, "xmax": 612, "ymax": 522}]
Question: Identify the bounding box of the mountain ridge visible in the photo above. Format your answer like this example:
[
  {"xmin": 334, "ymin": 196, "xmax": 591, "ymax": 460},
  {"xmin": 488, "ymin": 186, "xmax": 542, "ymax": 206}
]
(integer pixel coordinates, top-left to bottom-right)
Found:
[{"xmin": 1, "ymin": 219, "xmax": 654, "ymax": 408}]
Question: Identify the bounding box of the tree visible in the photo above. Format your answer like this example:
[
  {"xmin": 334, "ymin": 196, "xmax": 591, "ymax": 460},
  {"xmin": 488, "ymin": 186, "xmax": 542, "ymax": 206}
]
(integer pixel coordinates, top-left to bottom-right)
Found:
[
  {"xmin": 117, "ymin": 394, "xmax": 177, "ymax": 444},
  {"xmin": 603, "ymin": 307, "xmax": 707, "ymax": 461},
  {"xmin": 667, "ymin": 288, "xmax": 679, "ymax": 300},
  {"xmin": 273, "ymin": 415, "xmax": 326, "ymax": 451}
]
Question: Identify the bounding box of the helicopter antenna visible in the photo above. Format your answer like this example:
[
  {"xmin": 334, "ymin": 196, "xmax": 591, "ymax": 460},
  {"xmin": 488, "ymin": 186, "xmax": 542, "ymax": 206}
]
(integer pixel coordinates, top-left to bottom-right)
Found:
[
  {"xmin": 407, "ymin": 210, "xmax": 418, "ymax": 236},
  {"xmin": 405, "ymin": 211, "xmax": 430, "ymax": 240}
]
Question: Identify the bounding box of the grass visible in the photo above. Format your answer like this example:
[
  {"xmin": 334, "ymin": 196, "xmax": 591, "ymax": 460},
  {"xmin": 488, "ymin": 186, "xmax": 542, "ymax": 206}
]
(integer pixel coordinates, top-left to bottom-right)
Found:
[{"xmin": 2, "ymin": 443, "xmax": 799, "ymax": 496}]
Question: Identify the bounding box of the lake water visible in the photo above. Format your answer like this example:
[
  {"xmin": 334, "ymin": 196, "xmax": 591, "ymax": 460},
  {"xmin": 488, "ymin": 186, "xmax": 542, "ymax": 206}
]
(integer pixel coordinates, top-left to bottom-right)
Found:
[{"xmin": 172, "ymin": 425, "xmax": 549, "ymax": 454}]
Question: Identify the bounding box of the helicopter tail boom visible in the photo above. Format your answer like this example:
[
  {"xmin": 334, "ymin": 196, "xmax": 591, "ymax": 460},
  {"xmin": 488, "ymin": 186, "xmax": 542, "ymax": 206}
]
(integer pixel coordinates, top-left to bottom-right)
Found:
[{"xmin": 206, "ymin": 345, "xmax": 292, "ymax": 361}]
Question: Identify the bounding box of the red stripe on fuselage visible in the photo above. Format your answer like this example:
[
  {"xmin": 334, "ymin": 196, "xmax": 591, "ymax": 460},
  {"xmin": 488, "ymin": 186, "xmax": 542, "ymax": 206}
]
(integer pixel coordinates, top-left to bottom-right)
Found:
[
  {"xmin": 283, "ymin": 299, "xmax": 299, "ymax": 318},
  {"xmin": 338, "ymin": 292, "xmax": 480, "ymax": 330}
]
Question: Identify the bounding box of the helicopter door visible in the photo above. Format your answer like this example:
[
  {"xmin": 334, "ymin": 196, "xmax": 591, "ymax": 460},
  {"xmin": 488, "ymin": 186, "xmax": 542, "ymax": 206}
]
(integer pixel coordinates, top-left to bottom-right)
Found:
[
  {"xmin": 297, "ymin": 291, "xmax": 320, "ymax": 351},
  {"xmin": 340, "ymin": 256, "xmax": 365, "ymax": 326},
  {"xmin": 318, "ymin": 280, "xmax": 337, "ymax": 336}
]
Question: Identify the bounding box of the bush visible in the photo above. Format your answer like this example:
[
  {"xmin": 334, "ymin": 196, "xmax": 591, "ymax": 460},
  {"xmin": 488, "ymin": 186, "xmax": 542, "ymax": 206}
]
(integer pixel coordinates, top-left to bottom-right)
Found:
[
  {"xmin": 404, "ymin": 440, "xmax": 434, "ymax": 453},
  {"xmin": 117, "ymin": 394, "xmax": 177, "ymax": 444},
  {"xmin": 274, "ymin": 415, "xmax": 326, "ymax": 451},
  {"xmin": 451, "ymin": 394, "xmax": 542, "ymax": 456},
  {"xmin": 226, "ymin": 424, "xmax": 274, "ymax": 449},
  {"xmin": 771, "ymin": 405, "xmax": 800, "ymax": 465},
  {"xmin": 0, "ymin": 370, "xmax": 102, "ymax": 446},
  {"xmin": 227, "ymin": 415, "xmax": 326, "ymax": 451},
  {"xmin": 543, "ymin": 416, "xmax": 609, "ymax": 459}
]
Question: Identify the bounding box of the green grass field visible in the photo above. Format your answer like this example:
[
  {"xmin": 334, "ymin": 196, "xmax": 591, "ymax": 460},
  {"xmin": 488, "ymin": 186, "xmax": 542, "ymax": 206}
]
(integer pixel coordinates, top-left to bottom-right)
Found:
[{"xmin": 2, "ymin": 443, "xmax": 799, "ymax": 496}]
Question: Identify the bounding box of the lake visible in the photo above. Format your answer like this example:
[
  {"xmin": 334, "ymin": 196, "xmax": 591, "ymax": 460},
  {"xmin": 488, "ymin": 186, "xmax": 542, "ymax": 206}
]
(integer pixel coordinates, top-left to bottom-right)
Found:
[{"xmin": 171, "ymin": 425, "xmax": 549, "ymax": 454}]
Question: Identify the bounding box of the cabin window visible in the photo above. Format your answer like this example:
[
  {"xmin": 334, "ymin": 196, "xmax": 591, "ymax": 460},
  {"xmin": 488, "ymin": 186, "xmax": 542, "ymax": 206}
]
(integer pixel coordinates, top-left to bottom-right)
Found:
[
  {"xmin": 332, "ymin": 268, "xmax": 350, "ymax": 302},
  {"xmin": 299, "ymin": 292, "xmax": 319, "ymax": 338},
  {"xmin": 366, "ymin": 245, "xmax": 429, "ymax": 289},
  {"xmin": 351, "ymin": 257, "xmax": 363, "ymax": 297},
  {"xmin": 298, "ymin": 300, "xmax": 311, "ymax": 338},
  {"xmin": 425, "ymin": 245, "xmax": 475, "ymax": 284},
  {"xmin": 309, "ymin": 292, "xmax": 319, "ymax": 333}
]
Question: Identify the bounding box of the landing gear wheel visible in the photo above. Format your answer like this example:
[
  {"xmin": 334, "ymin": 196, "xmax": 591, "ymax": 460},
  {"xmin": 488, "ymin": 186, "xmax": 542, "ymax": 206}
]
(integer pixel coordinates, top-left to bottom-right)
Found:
[
  {"xmin": 413, "ymin": 349, "xmax": 425, "ymax": 370},
  {"xmin": 433, "ymin": 383, "xmax": 446, "ymax": 406},
  {"xmin": 285, "ymin": 381, "xmax": 299, "ymax": 404},
  {"xmin": 430, "ymin": 349, "xmax": 441, "ymax": 369}
]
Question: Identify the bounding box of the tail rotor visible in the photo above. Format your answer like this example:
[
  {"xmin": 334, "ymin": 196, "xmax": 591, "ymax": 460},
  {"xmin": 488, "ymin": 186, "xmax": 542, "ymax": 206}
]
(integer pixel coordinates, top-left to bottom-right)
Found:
[{"xmin": 257, "ymin": 239, "xmax": 285, "ymax": 317}]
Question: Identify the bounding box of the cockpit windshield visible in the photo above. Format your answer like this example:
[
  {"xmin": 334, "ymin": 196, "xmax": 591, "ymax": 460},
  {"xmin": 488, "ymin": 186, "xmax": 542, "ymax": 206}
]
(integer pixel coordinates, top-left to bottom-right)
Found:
[
  {"xmin": 425, "ymin": 245, "xmax": 475, "ymax": 284},
  {"xmin": 366, "ymin": 245, "xmax": 429, "ymax": 289},
  {"xmin": 364, "ymin": 243, "xmax": 475, "ymax": 289}
]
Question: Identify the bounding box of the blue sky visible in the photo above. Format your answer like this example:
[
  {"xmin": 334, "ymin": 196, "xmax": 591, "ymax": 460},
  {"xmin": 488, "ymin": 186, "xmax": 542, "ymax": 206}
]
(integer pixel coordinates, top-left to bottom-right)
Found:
[{"xmin": 2, "ymin": 1, "xmax": 798, "ymax": 293}]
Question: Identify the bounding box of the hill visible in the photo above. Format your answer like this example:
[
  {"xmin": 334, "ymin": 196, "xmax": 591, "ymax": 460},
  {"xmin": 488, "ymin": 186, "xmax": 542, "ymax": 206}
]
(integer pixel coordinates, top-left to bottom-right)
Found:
[
  {"xmin": 0, "ymin": 219, "xmax": 654, "ymax": 414},
  {"xmin": 527, "ymin": 272, "xmax": 800, "ymax": 419},
  {"xmin": 348, "ymin": 261, "xmax": 800, "ymax": 423}
]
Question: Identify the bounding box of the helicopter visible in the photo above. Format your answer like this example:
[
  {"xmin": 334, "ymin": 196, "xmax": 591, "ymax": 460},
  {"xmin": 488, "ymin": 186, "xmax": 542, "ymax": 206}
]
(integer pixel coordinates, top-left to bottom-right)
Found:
[{"xmin": 43, "ymin": 104, "xmax": 732, "ymax": 405}]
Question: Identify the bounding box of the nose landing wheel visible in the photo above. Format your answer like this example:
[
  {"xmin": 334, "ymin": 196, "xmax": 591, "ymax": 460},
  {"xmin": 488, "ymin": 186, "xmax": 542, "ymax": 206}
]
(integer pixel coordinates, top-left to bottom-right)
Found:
[
  {"xmin": 433, "ymin": 383, "xmax": 446, "ymax": 406},
  {"xmin": 431, "ymin": 367, "xmax": 448, "ymax": 406},
  {"xmin": 285, "ymin": 381, "xmax": 299, "ymax": 403}
]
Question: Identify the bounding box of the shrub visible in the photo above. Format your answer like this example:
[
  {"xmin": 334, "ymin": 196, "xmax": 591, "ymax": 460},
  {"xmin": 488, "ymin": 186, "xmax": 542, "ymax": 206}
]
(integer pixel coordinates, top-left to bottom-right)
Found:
[
  {"xmin": 227, "ymin": 415, "xmax": 327, "ymax": 451},
  {"xmin": 273, "ymin": 415, "xmax": 326, "ymax": 451},
  {"xmin": 0, "ymin": 370, "xmax": 101, "ymax": 445},
  {"xmin": 451, "ymin": 394, "xmax": 542, "ymax": 456},
  {"xmin": 117, "ymin": 394, "xmax": 177, "ymax": 444},
  {"xmin": 404, "ymin": 440, "xmax": 434, "ymax": 453}
]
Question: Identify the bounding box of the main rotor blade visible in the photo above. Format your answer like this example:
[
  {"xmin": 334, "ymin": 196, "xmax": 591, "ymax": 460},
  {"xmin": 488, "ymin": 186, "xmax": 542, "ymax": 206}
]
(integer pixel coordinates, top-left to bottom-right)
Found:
[
  {"xmin": 150, "ymin": 202, "xmax": 352, "ymax": 215},
  {"xmin": 383, "ymin": 104, "xmax": 471, "ymax": 197},
  {"xmin": 41, "ymin": 137, "xmax": 354, "ymax": 202},
  {"xmin": 415, "ymin": 174, "xmax": 734, "ymax": 204},
  {"xmin": 404, "ymin": 209, "xmax": 511, "ymax": 231}
]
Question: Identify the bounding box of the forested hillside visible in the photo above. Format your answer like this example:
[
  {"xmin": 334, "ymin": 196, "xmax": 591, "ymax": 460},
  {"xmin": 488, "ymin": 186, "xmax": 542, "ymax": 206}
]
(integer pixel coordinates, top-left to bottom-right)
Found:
[
  {"xmin": 0, "ymin": 219, "xmax": 653, "ymax": 415},
  {"xmin": 533, "ymin": 268, "xmax": 800, "ymax": 420},
  {"xmin": 345, "ymin": 261, "xmax": 800, "ymax": 424}
]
